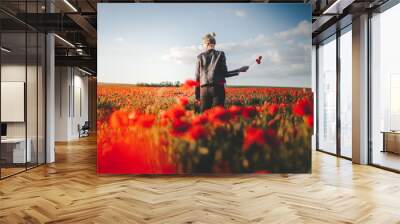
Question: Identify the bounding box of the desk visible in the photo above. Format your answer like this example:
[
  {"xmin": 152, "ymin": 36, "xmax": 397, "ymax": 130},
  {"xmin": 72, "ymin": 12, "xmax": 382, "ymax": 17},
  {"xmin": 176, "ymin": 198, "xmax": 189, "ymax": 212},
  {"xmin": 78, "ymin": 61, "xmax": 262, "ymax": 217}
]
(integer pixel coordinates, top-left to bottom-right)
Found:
[
  {"xmin": 1, "ymin": 138, "xmax": 31, "ymax": 163},
  {"xmin": 381, "ymin": 131, "xmax": 400, "ymax": 154}
]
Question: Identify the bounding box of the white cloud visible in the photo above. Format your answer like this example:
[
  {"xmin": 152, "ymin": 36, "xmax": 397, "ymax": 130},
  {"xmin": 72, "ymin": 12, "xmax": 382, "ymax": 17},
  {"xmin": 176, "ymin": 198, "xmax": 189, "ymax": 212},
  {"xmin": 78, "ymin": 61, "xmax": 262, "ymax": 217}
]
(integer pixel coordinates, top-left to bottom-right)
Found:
[
  {"xmin": 220, "ymin": 34, "xmax": 273, "ymax": 51},
  {"xmin": 290, "ymin": 63, "xmax": 305, "ymax": 70},
  {"xmin": 162, "ymin": 45, "xmax": 202, "ymax": 64},
  {"xmin": 163, "ymin": 34, "xmax": 273, "ymax": 65},
  {"xmin": 234, "ymin": 10, "xmax": 247, "ymax": 18},
  {"xmin": 265, "ymin": 50, "xmax": 281, "ymax": 64},
  {"xmin": 160, "ymin": 21, "xmax": 311, "ymax": 87},
  {"xmin": 275, "ymin": 20, "xmax": 311, "ymax": 39},
  {"xmin": 115, "ymin": 37, "xmax": 124, "ymax": 42}
]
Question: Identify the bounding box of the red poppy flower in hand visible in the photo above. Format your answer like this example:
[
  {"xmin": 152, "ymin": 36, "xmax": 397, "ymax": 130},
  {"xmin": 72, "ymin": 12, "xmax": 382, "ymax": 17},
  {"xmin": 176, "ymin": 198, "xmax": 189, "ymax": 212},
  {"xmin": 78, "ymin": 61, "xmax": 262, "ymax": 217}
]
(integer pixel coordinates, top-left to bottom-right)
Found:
[{"xmin": 256, "ymin": 56, "xmax": 262, "ymax": 65}]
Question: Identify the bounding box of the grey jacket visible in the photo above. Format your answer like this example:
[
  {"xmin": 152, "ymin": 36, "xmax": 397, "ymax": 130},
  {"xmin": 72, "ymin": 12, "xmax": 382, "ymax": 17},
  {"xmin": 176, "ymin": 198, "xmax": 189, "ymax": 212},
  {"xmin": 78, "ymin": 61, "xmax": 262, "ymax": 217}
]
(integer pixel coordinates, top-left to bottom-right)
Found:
[{"xmin": 195, "ymin": 49, "xmax": 239, "ymax": 87}]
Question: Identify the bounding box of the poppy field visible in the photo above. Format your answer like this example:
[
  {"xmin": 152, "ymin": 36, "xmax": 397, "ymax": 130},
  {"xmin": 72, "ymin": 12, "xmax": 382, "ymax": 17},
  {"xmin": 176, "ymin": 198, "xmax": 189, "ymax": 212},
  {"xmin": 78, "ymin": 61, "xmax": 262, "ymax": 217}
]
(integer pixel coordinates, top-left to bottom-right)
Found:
[{"xmin": 97, "ymin": 82, "xmax": 313, "ymax": 174}]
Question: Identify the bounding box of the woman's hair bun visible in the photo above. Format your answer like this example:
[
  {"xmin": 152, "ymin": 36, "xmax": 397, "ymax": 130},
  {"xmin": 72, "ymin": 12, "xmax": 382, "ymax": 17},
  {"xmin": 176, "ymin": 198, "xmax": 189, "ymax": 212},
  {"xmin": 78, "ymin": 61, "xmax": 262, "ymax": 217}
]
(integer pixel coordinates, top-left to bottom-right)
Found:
[{"xmin": 203, "ymin": 32, "xmax": 216, "ymax": 44}]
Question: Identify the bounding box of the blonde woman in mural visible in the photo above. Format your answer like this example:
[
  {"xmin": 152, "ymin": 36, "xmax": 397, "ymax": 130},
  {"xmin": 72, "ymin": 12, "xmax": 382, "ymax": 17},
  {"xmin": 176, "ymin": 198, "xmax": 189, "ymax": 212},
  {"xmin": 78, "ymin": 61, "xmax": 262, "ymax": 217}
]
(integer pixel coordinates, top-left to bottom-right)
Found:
[{"xmin": 195, "ymin": 33, "xmax": 249, "ymax": 112}]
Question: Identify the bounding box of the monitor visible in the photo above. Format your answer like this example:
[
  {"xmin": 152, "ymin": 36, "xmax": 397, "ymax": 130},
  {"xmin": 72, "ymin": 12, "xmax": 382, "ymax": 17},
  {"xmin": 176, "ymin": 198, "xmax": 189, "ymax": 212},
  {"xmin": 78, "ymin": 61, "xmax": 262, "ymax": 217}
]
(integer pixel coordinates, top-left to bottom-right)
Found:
[{"xmin": 1, "ymin": 123, "xmax": 7, "ymax": 137}]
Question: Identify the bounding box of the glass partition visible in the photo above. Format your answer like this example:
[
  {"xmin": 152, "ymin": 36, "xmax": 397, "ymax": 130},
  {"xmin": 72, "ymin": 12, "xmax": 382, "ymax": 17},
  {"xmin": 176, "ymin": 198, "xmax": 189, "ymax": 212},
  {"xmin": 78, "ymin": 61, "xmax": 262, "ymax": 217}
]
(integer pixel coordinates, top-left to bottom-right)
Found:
[
  {"xmin": 0, "ymin": 2, "xmax": 46, "ymax": 179},
  {"xmin": 371, "ymin": 3, "xmax": 400, "ymax": 171},
  {"xmin": 317, "ymin": 35, "xmax": 337, "ymax": 154},
  {"xmin": 27, "ymin": 30, "xmax": 38, "ymax": 169},
  {"xmin": 1, "ymin": 31, "xmax": 28, "ymax": 177}
]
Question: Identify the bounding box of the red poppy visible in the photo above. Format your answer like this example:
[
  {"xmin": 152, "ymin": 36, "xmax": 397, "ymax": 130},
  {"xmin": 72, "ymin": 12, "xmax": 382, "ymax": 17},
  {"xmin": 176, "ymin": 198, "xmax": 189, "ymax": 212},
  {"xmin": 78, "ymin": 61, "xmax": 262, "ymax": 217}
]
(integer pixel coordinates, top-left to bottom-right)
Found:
[
  {"xmin": 189, "ymin": 125, "xmax": 207, "ymax": 140},
  {"xmin": 192, "ymin": 114, "xmax": 208, "ymax": 125},
  {"xmin": 243, "ymin": 127, "xmax": 279, "ymax": 151},
  {"xmin": 241, "ymin": 106, "xmax": 258, "ymax": 118},
  {"xmin": 166, "ymin": 106, "xmax": 186, "ymax": 120},
  {"xmin": 256, "ymin": 56, "xmax": 262, "ymax": 64},
  {"xmin": 171, "ymin": 119, "xmax": 191, "ymax": 136},
  {"xmin": 182, "ymin": 79, "xmax": 200, "ymax": 89},
  {"xmin": 177, "ymin": 96, "xmax": 189, "ymax": 107},
  {"xmin": 128, "ymin": 111, "xmax": 141, "ymax": 125},
  {"xmin": 228, "ymin": 105, "xmax": 243, "ymax": 117},
  {"xmin": 160, "ymin": 117, "xmax": 169, "ymax": 126},
  {"xmin": 243, "ymin": 127, "xmax": 266, "ymax": 151},
  {"xmin": 304, "ymin": 115, "xmax": 313, "ymax": 127},
  {"xmin": 208, "ymin": 106, "xmax": 231, "ymax": 123},
  {"xmin": 267, "ymin": 104, "xmax": 279, "ymax": 115},
  {"xmin": 293, "ymin": 98, "xmax": 313, "ymax": 116},
  {"xmin": 98, "ymin": 131, "xmax": 177, "ymax": 174},
  {"xmin": 109, "ymin": 110, "xmax": 129, "ymax": 128},
  {"xmin": 136, "ymin": 114, "xmax": 156, "ymax": 128}
]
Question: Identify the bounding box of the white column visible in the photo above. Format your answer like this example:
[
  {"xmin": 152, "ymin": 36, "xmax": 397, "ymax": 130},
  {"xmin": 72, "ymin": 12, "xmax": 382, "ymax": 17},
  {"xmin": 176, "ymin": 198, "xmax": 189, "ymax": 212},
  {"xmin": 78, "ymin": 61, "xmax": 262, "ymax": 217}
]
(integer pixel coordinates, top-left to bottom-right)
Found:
[
  {"xmin": 46, "ymin": 33, "xmax": 55, "ymax": 163},
  {"xmin": 45, "ymin": 0, "xmax": 56, "ymax": 163},
  {"xmin": 352, "ymin": 14, "xmax": 369, "ymax": 164}
]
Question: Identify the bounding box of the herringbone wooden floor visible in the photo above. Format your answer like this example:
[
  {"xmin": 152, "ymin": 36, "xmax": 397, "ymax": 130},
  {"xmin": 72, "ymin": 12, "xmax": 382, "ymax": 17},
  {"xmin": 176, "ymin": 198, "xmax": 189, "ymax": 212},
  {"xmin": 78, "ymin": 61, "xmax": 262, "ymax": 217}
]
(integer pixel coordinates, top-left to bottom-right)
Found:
[{"xmin": 1, "ymin": 136, "xmax": 400, "ymax": 224}]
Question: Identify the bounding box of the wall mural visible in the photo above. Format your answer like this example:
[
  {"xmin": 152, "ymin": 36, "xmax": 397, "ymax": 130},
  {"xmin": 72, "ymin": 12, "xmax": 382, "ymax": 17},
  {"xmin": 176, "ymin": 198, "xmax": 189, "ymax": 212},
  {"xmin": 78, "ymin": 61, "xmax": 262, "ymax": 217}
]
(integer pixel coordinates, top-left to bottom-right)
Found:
[{"xmin": 97, "ymin": 3, "xmax": 313, "ymax": 174}]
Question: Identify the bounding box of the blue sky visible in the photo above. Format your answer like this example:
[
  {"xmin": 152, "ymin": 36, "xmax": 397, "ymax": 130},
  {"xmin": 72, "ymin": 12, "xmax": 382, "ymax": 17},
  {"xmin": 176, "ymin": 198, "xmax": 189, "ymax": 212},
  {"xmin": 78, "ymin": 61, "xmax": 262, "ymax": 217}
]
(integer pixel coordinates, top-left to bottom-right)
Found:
[{"xmin": 98, "ymin": 3, "xmax": 311, "ymax": 87}]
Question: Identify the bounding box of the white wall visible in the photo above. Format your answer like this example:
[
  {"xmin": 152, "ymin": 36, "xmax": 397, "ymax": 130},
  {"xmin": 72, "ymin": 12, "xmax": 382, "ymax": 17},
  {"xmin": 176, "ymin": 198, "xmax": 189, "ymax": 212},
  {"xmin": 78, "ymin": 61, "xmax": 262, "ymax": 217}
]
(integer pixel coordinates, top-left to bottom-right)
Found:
[
  {"xmin": 72, "ymin": 73, "xmax": 89, "ymax": 138},
  {"xmin": 55, "ymin": 66, "xmax": 69, "ymax": 141},
  {"xmin": 54, "ymin": 67, "xmax": 89, "ymax": 141}
]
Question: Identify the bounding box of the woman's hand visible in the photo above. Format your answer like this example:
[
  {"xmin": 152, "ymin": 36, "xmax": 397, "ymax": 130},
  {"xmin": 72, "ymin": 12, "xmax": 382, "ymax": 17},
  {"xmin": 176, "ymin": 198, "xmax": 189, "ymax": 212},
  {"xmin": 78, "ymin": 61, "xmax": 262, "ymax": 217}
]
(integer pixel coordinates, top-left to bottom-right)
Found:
[{"xmin": 239, "ymin": 66, "xmax": 249, "ymax": 72}]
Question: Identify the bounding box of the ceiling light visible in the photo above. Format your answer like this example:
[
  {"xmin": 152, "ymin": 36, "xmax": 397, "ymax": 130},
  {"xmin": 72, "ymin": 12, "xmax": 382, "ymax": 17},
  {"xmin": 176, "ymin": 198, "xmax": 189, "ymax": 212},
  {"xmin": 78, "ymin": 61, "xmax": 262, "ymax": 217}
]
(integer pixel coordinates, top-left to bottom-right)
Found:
[
  {"xmin": 63, "ymin": 0, "xmax": 78, "ymax": 12},
  {"xmin": 1, "ymin": 47, "xmax": 11, "ymax": 53},
  {"xmin": 54, "ymin": 34, "xmax": 75, "ymax": 48}
]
